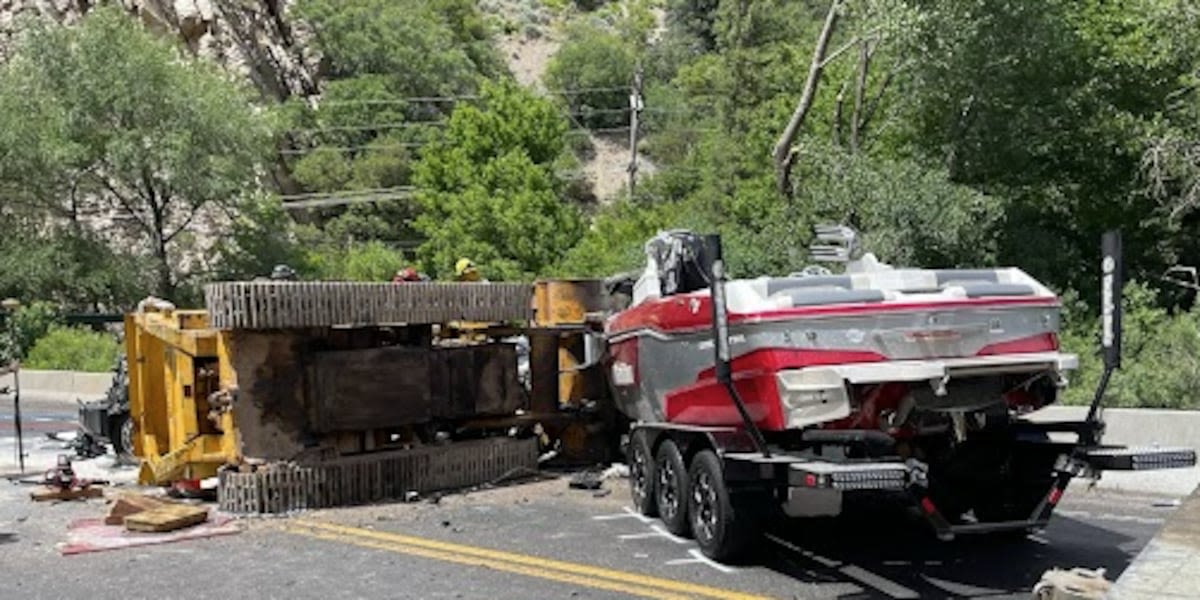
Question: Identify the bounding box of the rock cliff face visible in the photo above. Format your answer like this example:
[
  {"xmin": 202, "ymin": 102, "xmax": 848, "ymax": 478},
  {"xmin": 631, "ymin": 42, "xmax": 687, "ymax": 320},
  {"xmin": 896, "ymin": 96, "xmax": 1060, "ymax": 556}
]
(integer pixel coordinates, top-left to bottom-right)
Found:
[{"xmin": 0, "ymin": 0, "xmax": 318, "ymax": 100}]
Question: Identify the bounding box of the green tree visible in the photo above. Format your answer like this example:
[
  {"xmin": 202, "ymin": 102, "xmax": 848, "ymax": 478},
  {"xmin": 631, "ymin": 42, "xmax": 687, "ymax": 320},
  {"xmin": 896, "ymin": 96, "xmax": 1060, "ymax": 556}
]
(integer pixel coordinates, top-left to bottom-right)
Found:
[
  {"xmin": 288, "ymin": 0, "xmax": 503, "ymax": 246},
  {"xmin": 0, "ymin": 7, "xmax": 272, "ymax": 300},
  {"xmin": 413, "ymin": 82, "xmax": 584, "ymax": 280},
  {"xmin": 545, "ymin": 24, "xmax": 637, "ymax": 129},
  {"xmin": 0, "ymin": 301, "xmax": 60, "ymax": 365},
  {"xmin": 1062, "ymin": 283, "xmax": 1200, "ymax": 409}
]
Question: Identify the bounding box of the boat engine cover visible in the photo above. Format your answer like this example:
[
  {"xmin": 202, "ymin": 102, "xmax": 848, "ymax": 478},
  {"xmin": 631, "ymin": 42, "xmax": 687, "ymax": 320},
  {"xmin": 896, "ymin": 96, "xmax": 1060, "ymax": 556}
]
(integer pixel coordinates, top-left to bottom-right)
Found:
[{"xmin": 776, "ymin": 368, "xmax": 851, "ymax": 429}]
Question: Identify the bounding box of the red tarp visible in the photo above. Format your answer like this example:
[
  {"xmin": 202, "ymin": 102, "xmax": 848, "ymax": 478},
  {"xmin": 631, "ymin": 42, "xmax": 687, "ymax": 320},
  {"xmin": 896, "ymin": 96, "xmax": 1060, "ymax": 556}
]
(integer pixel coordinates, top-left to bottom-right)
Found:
[{"xmin": 59, "ymin": 514, "xmax": 240, "ymax": 555}]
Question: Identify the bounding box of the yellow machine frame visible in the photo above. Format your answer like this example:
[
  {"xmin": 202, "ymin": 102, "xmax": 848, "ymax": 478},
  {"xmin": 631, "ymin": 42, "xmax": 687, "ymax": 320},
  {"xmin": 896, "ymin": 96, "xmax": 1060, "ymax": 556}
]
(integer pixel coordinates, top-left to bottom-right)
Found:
[
  {"xmin": 125, "ymin": 306, "xmax": 239, "ymax": 485},
  {"xmin": 122, "ymin": 279, "xmax": 611, "ymax": 486}
]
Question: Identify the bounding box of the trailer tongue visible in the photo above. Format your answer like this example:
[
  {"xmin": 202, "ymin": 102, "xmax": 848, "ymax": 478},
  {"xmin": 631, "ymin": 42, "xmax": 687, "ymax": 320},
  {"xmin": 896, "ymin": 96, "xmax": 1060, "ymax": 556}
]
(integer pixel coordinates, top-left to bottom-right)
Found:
[{"xmin": 611, "ymin": 228, "xmax": 1195, "ymax": 561}]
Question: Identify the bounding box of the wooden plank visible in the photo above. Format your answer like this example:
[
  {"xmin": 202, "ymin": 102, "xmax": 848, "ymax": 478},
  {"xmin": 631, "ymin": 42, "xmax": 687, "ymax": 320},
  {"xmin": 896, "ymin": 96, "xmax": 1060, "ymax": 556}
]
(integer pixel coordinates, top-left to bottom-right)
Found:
[
  {"xmin": 105, "ymin": 494, "xmax": 169, "ymax": 525},
  {"xmin": 30, "ymin": 486, "xmax": 104, "ymax": 502},
  {"xmin": 124, "ymin": 504, "xmax": 208, "ymax": 532}
]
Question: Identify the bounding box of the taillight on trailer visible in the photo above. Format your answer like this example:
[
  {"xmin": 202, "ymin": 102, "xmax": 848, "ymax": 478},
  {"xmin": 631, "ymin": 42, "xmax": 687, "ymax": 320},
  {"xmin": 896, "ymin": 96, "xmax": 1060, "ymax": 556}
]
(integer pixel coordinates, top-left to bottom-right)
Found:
[
  {"xmin": 1047, "ymin": 488, "xmax": 1063, "ymax": 506},
  {"xmin": 920, "ymin": 497, "xmax": 938, "ymax": 515}
]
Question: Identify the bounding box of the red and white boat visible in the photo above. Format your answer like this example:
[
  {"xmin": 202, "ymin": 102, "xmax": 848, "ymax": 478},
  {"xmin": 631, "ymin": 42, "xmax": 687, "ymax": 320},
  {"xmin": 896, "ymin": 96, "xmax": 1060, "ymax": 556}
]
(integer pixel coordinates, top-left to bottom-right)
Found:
[
  {"xmin": 606, "ymin": 228, "xmax": 1074, "ymax": 433},
  {"xmin": 605, "ymin": 228, "xmax": 1193, "ymax": 560}
]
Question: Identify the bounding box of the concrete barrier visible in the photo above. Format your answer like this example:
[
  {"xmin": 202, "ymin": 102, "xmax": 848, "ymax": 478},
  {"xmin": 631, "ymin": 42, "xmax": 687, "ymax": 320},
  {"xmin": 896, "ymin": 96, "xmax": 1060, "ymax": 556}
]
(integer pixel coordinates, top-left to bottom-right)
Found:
[
  {"xmin": 1030, "ymin": 406, "xmax": 1200, "ymax": 449},
  {"xmin": 0, "ymin": 369, "xmax": 111, "ymax": 404},
  {"xmin": 1030, "ymin": 405, "xmax": 1200, "ymax": 497}
]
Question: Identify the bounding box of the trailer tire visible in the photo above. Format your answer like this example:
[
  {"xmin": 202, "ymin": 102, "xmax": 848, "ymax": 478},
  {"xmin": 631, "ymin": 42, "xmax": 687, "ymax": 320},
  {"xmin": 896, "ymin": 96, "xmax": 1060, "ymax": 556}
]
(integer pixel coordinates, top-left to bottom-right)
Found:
[
  {"xmin": 687, "ymin": 449, "xmax": 757, "ymax": 562},
  {"xmin": 111, "ymin": 414, "xmax": 135, "ymax": 463},
  {"xmin": 629, "ymin": 430, "xmax": 658, "ymax": 517},
  {"xmin": 655, "ymin": 440, "xmax": 690, "ymax": 536}
]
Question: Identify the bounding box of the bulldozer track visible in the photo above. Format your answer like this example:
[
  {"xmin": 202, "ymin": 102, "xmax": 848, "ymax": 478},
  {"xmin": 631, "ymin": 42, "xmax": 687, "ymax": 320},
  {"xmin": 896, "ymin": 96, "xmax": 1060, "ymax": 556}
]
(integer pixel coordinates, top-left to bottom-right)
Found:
[
  {"xmin": 204, "ymin": 281, "xmax": 533, "ymax": 329},
  {"xmin": 218, "ymin": 437, "xmax": 539, "ymax": 514}
]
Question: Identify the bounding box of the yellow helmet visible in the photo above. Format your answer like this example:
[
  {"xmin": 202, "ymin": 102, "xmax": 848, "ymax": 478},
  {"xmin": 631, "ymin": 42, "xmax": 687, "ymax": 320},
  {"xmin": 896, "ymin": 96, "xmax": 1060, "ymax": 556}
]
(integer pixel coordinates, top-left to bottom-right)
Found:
[{"xmin": 455, "ymin": 258, "xmax": 476, "ymax": 277}]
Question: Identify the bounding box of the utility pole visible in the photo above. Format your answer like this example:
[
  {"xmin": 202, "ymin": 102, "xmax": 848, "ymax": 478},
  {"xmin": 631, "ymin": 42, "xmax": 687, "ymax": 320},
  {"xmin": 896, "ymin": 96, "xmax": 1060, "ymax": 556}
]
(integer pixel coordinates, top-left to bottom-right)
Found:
[{"xmin": 627, "ymin": 65, "xmax": 644, "ymax": 200}]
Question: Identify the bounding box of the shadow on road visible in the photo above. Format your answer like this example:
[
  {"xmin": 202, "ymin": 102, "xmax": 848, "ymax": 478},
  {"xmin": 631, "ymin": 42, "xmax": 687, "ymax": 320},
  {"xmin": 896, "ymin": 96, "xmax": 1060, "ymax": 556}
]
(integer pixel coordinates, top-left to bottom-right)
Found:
[{"xmin": 754, "ymin": 502, "xmax": 1137, "ymax": 599}]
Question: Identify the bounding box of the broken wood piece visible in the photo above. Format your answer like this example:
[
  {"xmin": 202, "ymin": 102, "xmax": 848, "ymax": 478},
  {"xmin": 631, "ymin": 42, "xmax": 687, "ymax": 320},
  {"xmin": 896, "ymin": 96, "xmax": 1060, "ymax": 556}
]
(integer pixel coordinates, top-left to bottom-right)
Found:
[
  {"xmin": 124, "ymin": 504, "xmax": 208, "ymax": 533},
  {"xmin": 31, "ymin": 486, "xmax": 104, "ymax": 502},
  {"xmin": 105, "ymin": 494, "xmax": 170, "ymax": 525}
]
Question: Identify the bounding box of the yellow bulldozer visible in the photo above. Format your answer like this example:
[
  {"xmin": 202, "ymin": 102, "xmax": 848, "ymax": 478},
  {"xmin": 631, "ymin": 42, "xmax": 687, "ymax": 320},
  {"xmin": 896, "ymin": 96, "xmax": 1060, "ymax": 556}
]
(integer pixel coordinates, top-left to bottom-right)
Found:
[{"xmin": 122, "ymin": 280, "xmax": 615, "ymax": 512}]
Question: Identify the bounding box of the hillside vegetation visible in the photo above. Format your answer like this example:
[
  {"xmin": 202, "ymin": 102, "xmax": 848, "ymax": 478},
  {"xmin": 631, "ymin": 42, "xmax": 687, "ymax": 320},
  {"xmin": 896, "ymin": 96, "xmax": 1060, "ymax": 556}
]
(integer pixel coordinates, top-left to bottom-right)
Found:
[{"xmin": 1, "ymin": 0, "xmax": 1199, "ymax": 406}]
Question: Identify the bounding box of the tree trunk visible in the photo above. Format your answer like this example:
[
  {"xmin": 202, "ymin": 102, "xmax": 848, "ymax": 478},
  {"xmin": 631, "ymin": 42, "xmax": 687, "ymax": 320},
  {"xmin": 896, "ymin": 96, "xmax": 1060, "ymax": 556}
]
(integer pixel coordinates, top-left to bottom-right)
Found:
[
  {"xmin": 851, "ymin": 41, "xmax": 871, "ymax": 153},
  {"xmin": 772, "ymin": 0, "xmax": 842, "ymax": 197}
]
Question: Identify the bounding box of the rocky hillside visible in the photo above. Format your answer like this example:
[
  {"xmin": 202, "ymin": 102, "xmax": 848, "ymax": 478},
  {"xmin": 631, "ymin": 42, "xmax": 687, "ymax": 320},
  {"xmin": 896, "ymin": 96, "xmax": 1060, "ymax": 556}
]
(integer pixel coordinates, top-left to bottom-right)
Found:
[{"xmin": 0, "ymin": 0, "xmax": 316, "ymax": 100}]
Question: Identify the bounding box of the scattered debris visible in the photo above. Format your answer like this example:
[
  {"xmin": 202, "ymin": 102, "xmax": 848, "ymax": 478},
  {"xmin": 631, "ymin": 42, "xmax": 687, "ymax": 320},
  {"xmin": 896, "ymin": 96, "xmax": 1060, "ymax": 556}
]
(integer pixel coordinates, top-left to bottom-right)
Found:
[
  {"xmin": 1153, "ymin": 498, "xmax": 1181, "ymax": 508},
  {"xmin": 105, "ymin": 493, "xmax": 170, "ymax": 526},
  {"xmin": 602, "ymin": 463, "xmax": 629, "ymax": 480},
  {"xmin": 124, "ymin": 503, "xmax": 209, "ymax": 533},
  {"xmin": 30, "ymin": 455, "xmax": 104, "ymax": 502},
  {"xmin": 1033, "ymin": 567, "xmax": 1111, "ymax": 599},
  {"xmin": 45, "ymin": 431, "xmax": 77, "ymax": 443},
  {"xmin": 568, "ymin": 471, "xmax": 603, "ymax": 490},
  {"xmin": 59, "ymin": 515, "xmax": 239, "ymax": 556},
  {"xmin": 592, "ymin": 489, "xmax": 612, "ymax": 498},
  {"xmin": 404, "ymin": 491, "xmax": 420, "ymax": 502}
]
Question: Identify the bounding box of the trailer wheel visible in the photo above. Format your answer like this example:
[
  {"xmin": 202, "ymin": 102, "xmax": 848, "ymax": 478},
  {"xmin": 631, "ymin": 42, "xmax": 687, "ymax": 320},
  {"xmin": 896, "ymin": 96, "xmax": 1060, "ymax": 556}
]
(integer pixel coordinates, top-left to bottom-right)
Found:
[
  {"xmin": 655, "ymin": 440, "xmax": 690, "ymax": 536},
  {"xmin": 110, "ymin": 414, "xmax": 135, "ymax": 463},
  {"xmin": 629, "ymin": 430, "xmax": 658, "ymax": 516},
  {"xmin": 687, "ymin": 449, "xmax": 757, "ymax": 562}
]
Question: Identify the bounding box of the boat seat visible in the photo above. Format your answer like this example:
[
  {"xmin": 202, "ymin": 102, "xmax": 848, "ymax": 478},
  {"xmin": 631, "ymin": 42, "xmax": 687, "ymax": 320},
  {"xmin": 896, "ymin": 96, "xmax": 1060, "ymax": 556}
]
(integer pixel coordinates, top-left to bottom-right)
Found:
[
  {"xmin": 957, "ymin": 283, "xmax": 1036, "ymax": 298},
  {"xmin": 776, "ymin": 288, "xmax": 886, "ymax": 307},
  {"xmin": 765, "ymin": 276, "xmax": 853, "ymax": 296}
]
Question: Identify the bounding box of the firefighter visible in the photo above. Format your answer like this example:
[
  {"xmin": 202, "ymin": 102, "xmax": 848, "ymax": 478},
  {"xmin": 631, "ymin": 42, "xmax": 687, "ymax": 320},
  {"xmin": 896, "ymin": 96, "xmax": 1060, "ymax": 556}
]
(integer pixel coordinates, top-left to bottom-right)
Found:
[
  {"xmin": 265, "ymin": 264, "xmax": 297, "ymax": 281},
  {"xmin": 392, "ymin": 267, "xmax": 428, "ymax": 283},
  {"xmin": 454, "ymin": 258, "xmax": 483, "ymax": 282}
]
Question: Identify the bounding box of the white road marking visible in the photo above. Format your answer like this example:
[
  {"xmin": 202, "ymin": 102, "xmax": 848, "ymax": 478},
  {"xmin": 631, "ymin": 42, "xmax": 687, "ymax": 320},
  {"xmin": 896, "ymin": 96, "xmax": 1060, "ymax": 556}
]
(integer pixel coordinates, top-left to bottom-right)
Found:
[
  {"xmin": 764, "ymin": 534, "xmax": 840, "ymax": 568},
  {"xmin": 651, "ymin": 524, "xmax": 690, "ymax": 545},
  {"xmin": 666, "ymin": 549, "xmax": 737, "ymax": 574},
  {"xmin": 765, "ymin": 533, "xmax": 919, "ymax": 599},
  {"xmin": 591, "ymin": 507, "xmax": 656, "ymax": 524},
  {"xmin": 1057, "ymin": 509, "xmax": 1165, "ymax": 525},
  {"xmin": 617, "ymin": 525, "xmax": 689, "ymax": 545},
  {"xmin": 839, "ymin": 565, "xmax": 920, "ymax": 599}
]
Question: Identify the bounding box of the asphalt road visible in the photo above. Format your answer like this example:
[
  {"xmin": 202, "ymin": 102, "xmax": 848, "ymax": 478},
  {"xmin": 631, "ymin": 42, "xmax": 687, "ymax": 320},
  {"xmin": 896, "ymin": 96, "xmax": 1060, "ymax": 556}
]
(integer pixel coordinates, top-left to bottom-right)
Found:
[
  {"xmin": 0, "ymin": 469, "xmax": 1182, "ymax": 600},
  {"xmin": 0, "ymin": 395, "xmax": 77, "ymax": 438}
]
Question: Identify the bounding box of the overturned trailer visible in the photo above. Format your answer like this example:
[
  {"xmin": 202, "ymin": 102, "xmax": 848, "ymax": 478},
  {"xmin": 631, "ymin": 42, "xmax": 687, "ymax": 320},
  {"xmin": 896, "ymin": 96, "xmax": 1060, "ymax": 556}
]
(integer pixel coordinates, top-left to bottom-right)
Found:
[{"xmin": 609, "ymin": 228, "xmax": 1196, "ymax": 560}]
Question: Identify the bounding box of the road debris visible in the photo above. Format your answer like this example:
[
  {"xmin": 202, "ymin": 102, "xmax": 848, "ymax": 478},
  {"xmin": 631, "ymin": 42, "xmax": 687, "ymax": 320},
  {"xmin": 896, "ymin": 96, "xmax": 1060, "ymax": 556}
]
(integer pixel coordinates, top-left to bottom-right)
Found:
[
  {"xmin": 104, "ymin": 493, "xmax": 170, "ymax": 525},
  {"xmin": 59, "ymin": 514, "xmax": 239, "ymax": 556},
  {"xmin": 601, "ymin": 463, "xmax": 629, "ymax": 480},
  {"xmin": 124, "ymin": 503, "xmax": 209, "ymax": 533},
  {"xmin": 568, "ymin": 471, "xmax": 603, "ymax": 490},
  {"xmin": 30, "ymin": 455, "xmax": 104, "ymax": 502},
  {"xmin": 1033, "ymin": 567, "xmax": 1111, "ymax": 599}
]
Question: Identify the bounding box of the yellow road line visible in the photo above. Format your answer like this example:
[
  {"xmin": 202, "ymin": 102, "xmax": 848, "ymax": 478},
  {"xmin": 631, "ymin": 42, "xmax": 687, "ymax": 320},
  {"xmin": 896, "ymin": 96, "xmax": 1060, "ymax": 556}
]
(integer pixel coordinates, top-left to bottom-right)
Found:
[
  {"xmin": 284, "ymin": 525, "xmax": 688, "ymax": 600},
  {"xmin": 288, "ymin": 519, "xmax": 769, "ymax": 600}
]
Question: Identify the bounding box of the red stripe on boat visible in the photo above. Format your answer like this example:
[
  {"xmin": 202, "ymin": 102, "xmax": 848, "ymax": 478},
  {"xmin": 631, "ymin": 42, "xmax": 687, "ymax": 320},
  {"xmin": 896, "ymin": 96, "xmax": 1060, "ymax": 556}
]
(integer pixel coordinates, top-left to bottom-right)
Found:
[{"xmin": 608, "ymin": 295, "xmax": 1058, "ymax": 337}]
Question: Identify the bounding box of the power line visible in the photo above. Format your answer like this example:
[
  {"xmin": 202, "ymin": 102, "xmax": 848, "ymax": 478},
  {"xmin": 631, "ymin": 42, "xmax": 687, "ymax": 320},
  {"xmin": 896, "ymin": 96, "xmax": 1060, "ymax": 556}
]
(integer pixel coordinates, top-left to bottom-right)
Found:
[
  {"xmin": 279, "ymin": 142, "xmax": 425, "ymax": 156},
  {"xmin": 279, "ymin": 186, "xmax": 416, "ymax": 209},
  {"xmin": 288, "ymin": 121, "xmax": 446, "ymax": 135},
  {"xmin": 306, "ymin": 87, "xmax": 629, "ymax": 108}
]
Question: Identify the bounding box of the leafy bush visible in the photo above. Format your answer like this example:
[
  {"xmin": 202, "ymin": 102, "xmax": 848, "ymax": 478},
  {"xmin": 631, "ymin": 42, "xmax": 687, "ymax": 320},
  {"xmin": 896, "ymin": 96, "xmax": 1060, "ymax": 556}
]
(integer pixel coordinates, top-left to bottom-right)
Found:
[
  {"xmin": 1060, "ymin": 282, "xmax": 1200, "ymax": 409},
  {"xmin": 23, "ymin": 326, "xmax": 119, "ymax": 373},
  {"xmin": 0, "ymin": 301, "xmax": 61, "ymax": 364},
  {"xmin": 308, "ymin": 241, "xmax": 409, "ymax": 281}
]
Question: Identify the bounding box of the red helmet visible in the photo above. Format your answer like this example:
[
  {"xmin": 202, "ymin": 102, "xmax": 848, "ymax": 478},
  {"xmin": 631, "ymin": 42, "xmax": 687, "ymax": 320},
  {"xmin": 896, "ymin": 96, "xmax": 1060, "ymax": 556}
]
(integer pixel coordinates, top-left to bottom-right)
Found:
[{"xmin": 399, "ymin": 267, "xmax": 420, "ymax": 281}]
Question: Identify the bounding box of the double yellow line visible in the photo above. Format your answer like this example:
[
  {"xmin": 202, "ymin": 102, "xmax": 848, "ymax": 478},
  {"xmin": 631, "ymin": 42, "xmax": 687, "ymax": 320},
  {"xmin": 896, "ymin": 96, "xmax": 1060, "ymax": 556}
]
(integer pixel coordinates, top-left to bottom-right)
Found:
[{"xmin": 284, "ymin": 519, "xmax": 769, "ymax": 600}]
